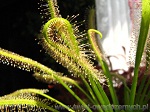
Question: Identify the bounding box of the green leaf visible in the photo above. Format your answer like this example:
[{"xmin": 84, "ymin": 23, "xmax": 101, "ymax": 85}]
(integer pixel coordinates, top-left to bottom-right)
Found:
[{"xmin": 130, "ymin": 0, "xmax": 150, "ymax": 105}]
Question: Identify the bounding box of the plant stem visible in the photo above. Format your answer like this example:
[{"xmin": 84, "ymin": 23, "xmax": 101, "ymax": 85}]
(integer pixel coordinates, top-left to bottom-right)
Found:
[{"xmin": 54, "ymin": 75, "xmax": 93, "ymax": 112}]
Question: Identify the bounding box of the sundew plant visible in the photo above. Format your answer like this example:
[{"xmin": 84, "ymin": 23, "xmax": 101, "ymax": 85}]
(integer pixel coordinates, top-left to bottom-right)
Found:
[{"xmin": 0, "ymin": 0, "xmax": 150, "ymax": 112}]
